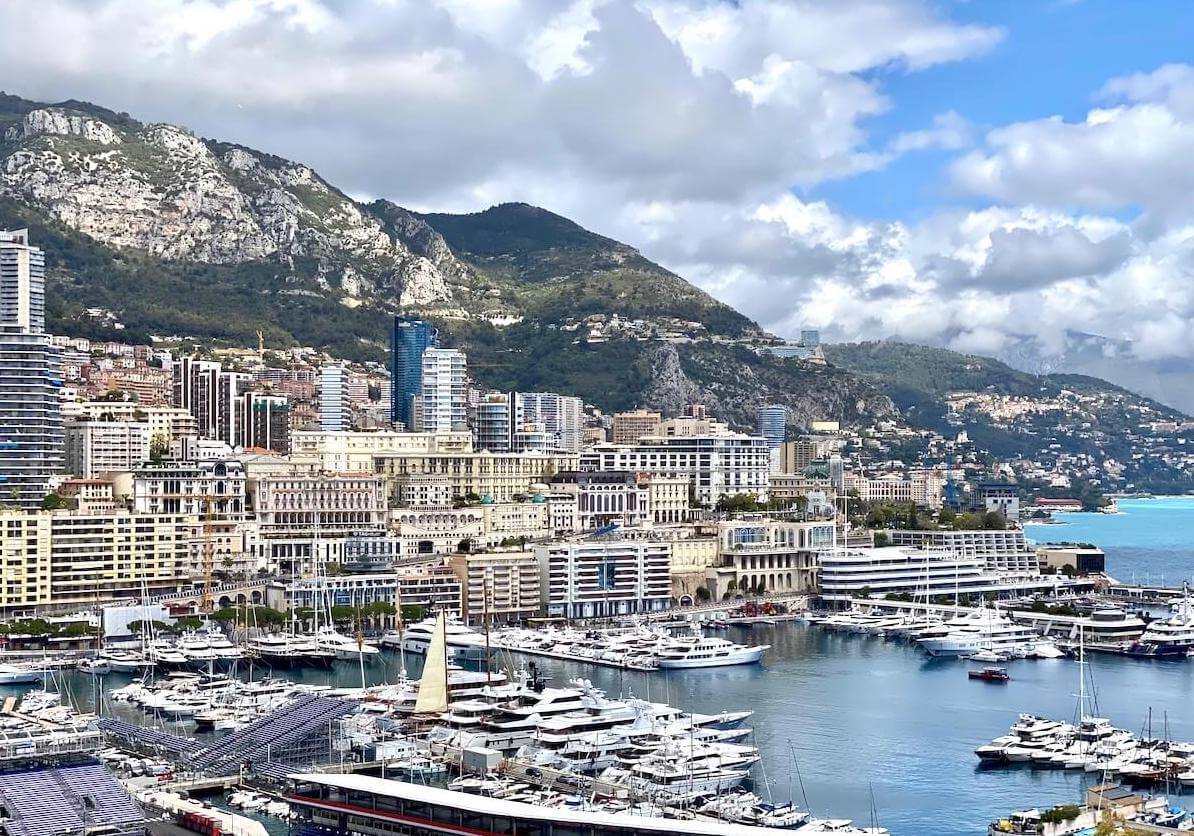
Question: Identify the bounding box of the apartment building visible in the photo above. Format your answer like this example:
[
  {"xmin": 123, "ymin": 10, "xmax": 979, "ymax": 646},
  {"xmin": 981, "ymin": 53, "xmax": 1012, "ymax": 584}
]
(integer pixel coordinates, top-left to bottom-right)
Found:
[
  {"xmin": 0, "ymin": 229, "xmax": 64, "ymax": 508},
  {"xmin": 536, "ymin": 539, "xmax": 672, "ymax": 619},
  {"xmin": 0, "ymin": 509, "xmax": 195, "ymax": 616},
  {"xmin": 579, "ymin": 435, "xmax": 771, "ymax": 506},
  {"xmin": 448, "ymin": 550, "xmax": 542, "ymax": 625},
  {"xmin": 611, "ymin": 409, "xmax": 661, "ymax": 444},
  {"xmin": 64, "ymin": 420, "xmax": 151, "ymax": 478},
  {"xmin": 70, "ymin": 402, "xmax": 198, "ymax": 444}
]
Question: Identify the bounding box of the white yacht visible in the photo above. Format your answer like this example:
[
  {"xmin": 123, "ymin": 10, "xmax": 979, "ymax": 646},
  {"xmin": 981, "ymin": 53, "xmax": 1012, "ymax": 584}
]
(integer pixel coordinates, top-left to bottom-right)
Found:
[
  {"xmin": 1127, "ymin": 595, "xmax": 1194, "ymax": 658},
  {"xmin": 386, "ymin": 616, "xmax": 488, "ymax": 656},
  {"xmin": 655, "ymin": 636, "xmax": 768, "ymax": 669},
  {"xmin": 314, "ymin": 626, "xmax": 381, "ymax": 660},
  {"xmin": 0, "ymin": 662, "xmax": 43, "ymax": 685},
  {"xmin": 917, "ymin": 608, "xmax": 1059, "ymax": 658}
]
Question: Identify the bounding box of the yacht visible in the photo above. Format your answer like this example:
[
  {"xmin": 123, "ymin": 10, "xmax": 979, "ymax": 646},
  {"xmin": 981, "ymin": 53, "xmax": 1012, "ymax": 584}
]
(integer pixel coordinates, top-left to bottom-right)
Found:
[
  {"xmin": 655, "ymin": 636, "xmax": 768, "ymax": 669},
  {"xmin": 385, "ymin": 617, "xmax": 488, "ymax": 656},
  {"xmin": 0, "ymin": 662, "xmax": 43, "ymax": 685},
  {"xmin": 177, "ymin": 624, "xmax": 245, "ymax": 668},
  {"xmin": 917, "ymin": 608, "xmax": 1059, "ymax": 658},
  {"xmin": 315, "ymin": 626, "xmax": 381, "ymax": 660},
  {"xmin": 1126, "ymin": 597, "xmax": 1194, "ymax": 658}
]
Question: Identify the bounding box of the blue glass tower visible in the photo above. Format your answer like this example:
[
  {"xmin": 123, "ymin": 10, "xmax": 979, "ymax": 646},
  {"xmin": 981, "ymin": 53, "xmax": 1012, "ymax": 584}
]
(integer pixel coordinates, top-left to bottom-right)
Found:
[{"xmin": 390, "ymin": 317, "xmax": 437, "ymax": 428}]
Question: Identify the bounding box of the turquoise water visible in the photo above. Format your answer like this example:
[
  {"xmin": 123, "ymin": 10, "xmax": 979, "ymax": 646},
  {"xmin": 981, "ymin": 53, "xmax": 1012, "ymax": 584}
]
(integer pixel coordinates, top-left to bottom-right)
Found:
[{"xmin": 1025, "ymin": 496, "xmax": 1194, "ymax": 586}]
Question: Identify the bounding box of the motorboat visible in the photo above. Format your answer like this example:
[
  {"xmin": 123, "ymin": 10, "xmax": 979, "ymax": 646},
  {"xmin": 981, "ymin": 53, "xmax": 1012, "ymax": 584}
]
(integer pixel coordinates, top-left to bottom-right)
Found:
[
  {"xmin": 654, "ymin": 636, "xmax": 768, "ymax": 669},
  {"xmin": 314, "ymin": 626, "xmax": 381, "ymax": 660},
  {"xmin": 0, "ymin": 662, "xmax": 44, "ymax": 685},
  {"xmin": 968, "ymin": 667, "xmax": 1009, "ymax": 683},
  {"xmin": 387, "ymin": 616, "xmax": 487, "ymax": 656}
]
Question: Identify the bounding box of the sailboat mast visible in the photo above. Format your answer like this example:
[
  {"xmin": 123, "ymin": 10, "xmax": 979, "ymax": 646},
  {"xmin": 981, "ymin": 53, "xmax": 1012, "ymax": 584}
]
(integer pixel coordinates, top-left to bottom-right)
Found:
[{"xmin": 484, "ymin": 575, "xmax": 492, "ymax": 687}]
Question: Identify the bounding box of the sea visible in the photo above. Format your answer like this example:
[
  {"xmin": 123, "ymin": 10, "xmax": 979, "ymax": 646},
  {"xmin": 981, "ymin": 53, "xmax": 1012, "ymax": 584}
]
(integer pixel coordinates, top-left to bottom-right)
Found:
[
  {"xmin": 4, "ymin": 497, "xmax": 1193, "ymax": 835},
  {"xmin": 1024, "ymin": 495, "xmax": 1194, "ymax": 586}
]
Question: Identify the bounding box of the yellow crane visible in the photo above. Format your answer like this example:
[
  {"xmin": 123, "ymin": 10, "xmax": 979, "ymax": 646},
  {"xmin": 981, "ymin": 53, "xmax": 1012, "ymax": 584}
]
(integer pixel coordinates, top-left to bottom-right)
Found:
[{"xmin": 256, "ymin": 330, "xmax": 265, "ymax": 354}]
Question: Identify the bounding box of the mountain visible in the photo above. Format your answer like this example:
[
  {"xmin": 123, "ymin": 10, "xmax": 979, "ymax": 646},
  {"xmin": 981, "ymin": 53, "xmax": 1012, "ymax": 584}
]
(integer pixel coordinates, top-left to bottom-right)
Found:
[
  {"xmin": 0, "ymin": 92, "xmax": 891, "ymax": 430},
  {"xmin": 825, "ymin": 341, "xmax": 1190, "ymax": 491},
  {"xmin": 995, "ymin": 330, "xmax": 1194, "ymax": 417}
]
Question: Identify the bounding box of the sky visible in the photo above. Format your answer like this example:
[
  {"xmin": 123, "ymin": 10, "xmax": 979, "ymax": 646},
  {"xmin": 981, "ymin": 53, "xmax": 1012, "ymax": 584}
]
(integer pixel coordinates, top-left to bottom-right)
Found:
[{"xmin": 3, "ymin": 0, "xmax": 1194, "ymax": 370}]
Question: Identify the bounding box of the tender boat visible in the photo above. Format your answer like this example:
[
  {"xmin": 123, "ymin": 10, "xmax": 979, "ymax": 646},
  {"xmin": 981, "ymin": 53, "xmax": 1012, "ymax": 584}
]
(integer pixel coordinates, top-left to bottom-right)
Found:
[{"xmin": 968, "ymin": 667, "xmax": 1010, "ymax": 683}]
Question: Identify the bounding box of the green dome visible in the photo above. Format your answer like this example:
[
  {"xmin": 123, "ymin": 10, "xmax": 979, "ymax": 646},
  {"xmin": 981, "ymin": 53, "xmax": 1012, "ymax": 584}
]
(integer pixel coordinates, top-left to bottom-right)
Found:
[
  {"xmin": 480, "ymin": 495, "xmax": 496, "ymax": 505},
  {"xmin": 531, "ymin": 493, "xmax": 546, "ymax": 503}
]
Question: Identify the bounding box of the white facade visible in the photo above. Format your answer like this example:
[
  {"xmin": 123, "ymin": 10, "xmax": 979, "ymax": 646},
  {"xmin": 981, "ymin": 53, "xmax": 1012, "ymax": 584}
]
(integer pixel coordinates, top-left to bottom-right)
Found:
[
  {"xmin": 0, "ymin": 230, "xmax": 63, "ymax": 507},
  {"xmin": 536, "ymin": 539, "xmax": 672, "ymax": 619},
  {"xmin": 319, "ymin": 363, "xmax": 351, "ymax": 432},
  {"xmin": 64, "ymin": 420, "xmax": 151, "ymax": 478},
  {"xmin": 515, "ymin": 392, "xmax": 583, "ymax": 452},
  {"xmin": 719, "ymin": 518, "xmax": 835, "ymax": 594},
  {"xmin": 579, "ymin": 435, "xmax": 771, "ymax": 506},
  {"xmin": 416, "ymin": 348, "xmax": 467, "ymax": 433},
  {"xmin": 886, "ymin": 529, "xmax": 1041, "ymax": 575}
]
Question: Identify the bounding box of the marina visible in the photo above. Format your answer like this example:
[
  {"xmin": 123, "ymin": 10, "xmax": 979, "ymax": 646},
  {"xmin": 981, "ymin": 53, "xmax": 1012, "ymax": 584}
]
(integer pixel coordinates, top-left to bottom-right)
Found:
[{"xmin": 4, "ymin": 615, "xmax": 1194, "ymax": 835}]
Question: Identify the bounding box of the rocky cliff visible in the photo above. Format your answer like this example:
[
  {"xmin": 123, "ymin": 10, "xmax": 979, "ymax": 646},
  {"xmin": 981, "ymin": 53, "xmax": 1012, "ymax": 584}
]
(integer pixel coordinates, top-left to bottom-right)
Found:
[{"xmin": 0, "ymin": 97, "xmax": 466, "ymax": 307}]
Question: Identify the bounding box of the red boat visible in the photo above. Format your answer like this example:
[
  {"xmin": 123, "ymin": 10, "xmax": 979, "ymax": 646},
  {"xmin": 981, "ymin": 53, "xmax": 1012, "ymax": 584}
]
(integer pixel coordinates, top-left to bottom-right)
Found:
[{"xmin": 968, "ymin": 667, "xmax": 1009, "ymax": 683}]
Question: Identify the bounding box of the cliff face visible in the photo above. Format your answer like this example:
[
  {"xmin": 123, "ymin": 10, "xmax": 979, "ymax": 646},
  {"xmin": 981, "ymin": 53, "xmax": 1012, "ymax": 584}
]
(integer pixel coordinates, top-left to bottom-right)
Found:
[{"xmin": 0, "ymin": 103, "xmax": 466, "ymax": 307}]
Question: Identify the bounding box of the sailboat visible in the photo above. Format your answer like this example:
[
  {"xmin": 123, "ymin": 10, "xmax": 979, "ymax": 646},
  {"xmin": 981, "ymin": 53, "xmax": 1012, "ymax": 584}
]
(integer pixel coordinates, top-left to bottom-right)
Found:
[{"xmin": 413, "ymin": 612, "xmax": 450, "ymax": 717}]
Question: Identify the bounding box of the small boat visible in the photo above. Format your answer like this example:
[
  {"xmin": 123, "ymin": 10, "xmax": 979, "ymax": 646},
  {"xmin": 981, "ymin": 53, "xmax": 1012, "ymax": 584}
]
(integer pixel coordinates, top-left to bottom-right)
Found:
[
  {"xmin": 77, "ymin": 657, "xmax": 112, "ymax": 676},
  {"xmin": 968, "ymin": 649, "xmax": 1010, "ymax": 664},
  {"xmin": 968, "ymin": 667, "xmax": 1010, "ymax": 683},
  {"xmin": 0, "ymin": 663, "xmax": 44, "ymax": 685}
]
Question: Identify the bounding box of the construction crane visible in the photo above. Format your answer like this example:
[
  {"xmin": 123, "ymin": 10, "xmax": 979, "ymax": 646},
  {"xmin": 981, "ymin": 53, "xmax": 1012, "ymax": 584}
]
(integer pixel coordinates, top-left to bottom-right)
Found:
[{"xmin": 256, "ymin": 330, "xmax": 265, "ymax": 354}]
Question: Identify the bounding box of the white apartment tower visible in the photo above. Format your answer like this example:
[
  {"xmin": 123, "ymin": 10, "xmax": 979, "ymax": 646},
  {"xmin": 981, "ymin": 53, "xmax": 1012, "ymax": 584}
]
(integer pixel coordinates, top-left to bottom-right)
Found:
[
  {"xmin": 516, "ymin": 391, "xmax": 583, "ymax": 452},
  {"xmin": 416, "ymin": 348, "xmax": 467, "ymax": 433},
  {"xmin": 0, "ymin": 230, "xmax": 63, "ymax": 507},
  {"xmin": 319, "ymin": 363, "xmax": 351, "ymax": 432}
]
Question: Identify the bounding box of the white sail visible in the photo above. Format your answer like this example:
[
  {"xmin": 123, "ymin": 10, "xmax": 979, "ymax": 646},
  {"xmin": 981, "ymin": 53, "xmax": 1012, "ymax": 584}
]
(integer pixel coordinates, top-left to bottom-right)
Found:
[{"xmin": 413, "ymin": 611, "xmax": 449, "ymax": 715}]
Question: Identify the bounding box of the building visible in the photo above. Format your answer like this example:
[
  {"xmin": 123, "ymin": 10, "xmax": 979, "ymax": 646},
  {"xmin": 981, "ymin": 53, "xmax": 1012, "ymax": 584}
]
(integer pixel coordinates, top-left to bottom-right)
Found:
[
  {"xmin": 71, "ymin": 401, "xmax": 198, "ymax": 446},
  {"xmin": 0, "ymin": 229, "xmax": 63, "ymax": 507},
  {"xmin": 373, "ymin": 449, "xmax": 579, "ymax": 505},
  {"xmin": 240, "ymin": 391, "xmax": 290, "ymax": 453},
  {"xmin": 319, "ymin": 363, "xmax": 351, "ymax": 432},
  {"xmin": 579, "ymin": 435, "xmax": 771, "ymax": 506},
  {"xmin": 536, "ymin": 539, "xmax": 672, "ymax": 619},
  {"xmin": 415, "ymin": 348, "xmax": 467, "ymax": 433},
  {"xmin": 976, "ymin": 482, "xmax": 1020, "ymax": 519},
  {"xmin": 448, "ymin": 550, "xmax": 542, "ymax": 625},
  {"xmin": 391, "ymin": 317, "xmax": 437, "ymax": 428},
  {"xmin": 548, "ymin": 470, "xmax": 651, "ymax": 532},
  {"xmin": 473, "ymin": 393, "xmax": 512, "ymax": 452},
  {"xmin": 642, "ymin": 474, "xmax": 691, "ymax": 524},
  {"xmin": 249, "ymin": 472, "xmax": 389, "ymax": 574},
  {"xmin": 64, "ymin": 419, "xmax": 151, "ymax": 478},
  {"xmin": 611, "ymin": 409, "xmax": 662, "ymax": 444},
  {"xmin": 515, "ymin": 392, "xmax": 583, "ymax": 452},
  {"xmin": 778, "ymin": 439, "xmax": 831, "ymax": 474},
  {"xmin": 886, "ymin": 529, "xmax": 1041, "ymax": 575},
  {"xmin": 717, "ymin": 518, "xmax": 834, "ymax": 595},
  {"xmin": 817, "ymin": 546, "xmax": 1059, "ymax": 603},
  {"xmin": 1036, "ymin": 544, "xmax": 1106, "ymax": 575},
  {"xmin": 756, "ymin": 404, "xmax": 786, "ymax": 471},
  {"xmin": 173, "ymin": 357, "xmax": 246, "ymax": 444},
  {"xmin": 0, "ymin": 508, "xmax": 196, "ymax": 615},
  {"xmin": 289, "ymin": 430, "xmax": 473, "ymax": 473}
]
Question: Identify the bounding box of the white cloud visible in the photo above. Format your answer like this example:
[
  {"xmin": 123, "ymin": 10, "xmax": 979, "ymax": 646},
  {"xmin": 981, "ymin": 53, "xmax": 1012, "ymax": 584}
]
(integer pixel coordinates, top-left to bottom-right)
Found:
[
  {"xmin": 5, "ymin": 1, "xmax": 1194, "ymax": 374},
  {"xmin": 951, "ymin": 64, "xmax": 1194, "ymax": 214}
]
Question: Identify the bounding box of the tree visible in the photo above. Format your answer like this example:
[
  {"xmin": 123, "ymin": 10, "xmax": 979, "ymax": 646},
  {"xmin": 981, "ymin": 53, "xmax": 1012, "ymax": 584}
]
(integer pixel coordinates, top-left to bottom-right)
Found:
[
  {"xmin": 905, "ymin": 502, "xmax": 918, "ymax": 530},
  {"xmin": 40, "ymin": 493, "xmax": 69, "ymax": 510},
  {"xmin": 150, "ymin": 434, "xmax": 169, "ymax": 463},
  {"xmin": 873, "ymin": 532, "xmax": 890, "ymax": 547},
  {"xmin": 938, "ymin": 507, "xmax": 956, "ymax": 525},
  {"xmin": 330, "ymin": 605, "xmax": 356, "ymax": 624},
  {"xmin": 982, "ymin": 511, "xmax": 1006, "ymax": 530},
  {"xmin": 400, "ymin": 604, "xmax": 426, "ymax": 623}
]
